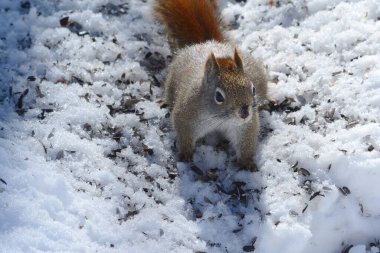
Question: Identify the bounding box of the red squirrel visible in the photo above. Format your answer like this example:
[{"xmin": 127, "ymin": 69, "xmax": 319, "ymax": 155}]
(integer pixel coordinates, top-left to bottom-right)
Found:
[{"xmin": 154, "ymin": 0, "xmax": 268, "ymax": 171}]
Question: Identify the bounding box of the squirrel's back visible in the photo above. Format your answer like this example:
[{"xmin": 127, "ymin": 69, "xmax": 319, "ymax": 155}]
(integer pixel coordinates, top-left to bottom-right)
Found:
[{"xmin": 154, "ymin": 0, "xmax": 224, "ymax": 49}]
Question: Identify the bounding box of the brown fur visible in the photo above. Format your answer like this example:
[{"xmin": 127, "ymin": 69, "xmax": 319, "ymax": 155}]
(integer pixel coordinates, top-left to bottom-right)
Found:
[
  {"xmin": 209, "ymin": 0, "xmax": 220, "ymax": 10},
  {"xmin": 154, "ymin": 0, "xmax": 224, "ymax": 48},
  {"xmin": 216, "ymin": 57, "xmax": 237, "ymax": 70},
  {"xmin": 214, "ymin": 49, "xmax": 244, "ymax": 71}
]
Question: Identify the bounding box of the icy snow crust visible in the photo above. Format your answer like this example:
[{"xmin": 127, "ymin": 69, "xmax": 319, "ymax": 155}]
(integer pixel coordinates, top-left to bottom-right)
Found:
[{"xmin": 0, "ymin": 0, "xmax": 380, "ymax": 252}]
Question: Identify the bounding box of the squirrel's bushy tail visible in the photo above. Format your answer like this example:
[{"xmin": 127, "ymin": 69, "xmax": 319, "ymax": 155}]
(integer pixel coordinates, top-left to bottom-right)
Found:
[{"xmin": 154, "ymin": 0, "xmax": 224, "ymax": 49}]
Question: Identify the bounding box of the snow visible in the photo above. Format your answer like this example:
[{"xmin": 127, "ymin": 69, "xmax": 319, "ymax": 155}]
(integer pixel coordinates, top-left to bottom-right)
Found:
[{"xmin": 0, "ymin": 0, "xmax": 379, "ymax": 253}]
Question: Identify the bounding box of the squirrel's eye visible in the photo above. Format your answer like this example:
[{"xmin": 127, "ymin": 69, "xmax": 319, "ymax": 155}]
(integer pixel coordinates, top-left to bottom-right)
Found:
[
  {"xmin": 215, "ymin": 88, "xmax": 225, "ymax": 104},
  {"xmin": 251, "ymin": 83, "xmax": 256, "ymax": 96}
]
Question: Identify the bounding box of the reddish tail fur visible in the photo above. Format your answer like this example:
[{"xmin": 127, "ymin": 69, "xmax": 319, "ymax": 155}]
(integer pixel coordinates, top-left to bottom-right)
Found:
[{"xmin": 154, "ymin": 0, "xmax": 224, "ymax": 49}]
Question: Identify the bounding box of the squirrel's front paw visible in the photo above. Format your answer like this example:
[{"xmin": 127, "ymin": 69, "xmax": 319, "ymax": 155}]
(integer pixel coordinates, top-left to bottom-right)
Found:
[
  {"xmin": 237, "ymin": 159, "xmax": 258, "ymax": 172},
  {"xmin": 177, "ymin": 151, "xmax": 193, "ymax": 162}
]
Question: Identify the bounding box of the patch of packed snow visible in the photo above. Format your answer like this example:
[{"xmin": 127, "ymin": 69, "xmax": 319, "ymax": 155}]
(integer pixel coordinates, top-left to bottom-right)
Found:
[{"xmin": 0, "ymin": 0, "xmax": 379, "ymax": 253}]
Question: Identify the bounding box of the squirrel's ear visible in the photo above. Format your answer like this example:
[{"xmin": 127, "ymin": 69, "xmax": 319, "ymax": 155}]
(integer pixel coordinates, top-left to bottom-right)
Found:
[
  {"xmin": 234, "ymin": 48, "xmax": 244, "ymax": 71},
  {"xmin": 205, "ymin": 52, "xmax": 219, "ymax": 76}
]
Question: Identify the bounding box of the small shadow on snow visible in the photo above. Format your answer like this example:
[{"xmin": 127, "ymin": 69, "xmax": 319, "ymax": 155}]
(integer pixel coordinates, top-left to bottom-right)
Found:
[{"xmin": 176, "ymin": 136, "xmax": 265, "ymax": 252}]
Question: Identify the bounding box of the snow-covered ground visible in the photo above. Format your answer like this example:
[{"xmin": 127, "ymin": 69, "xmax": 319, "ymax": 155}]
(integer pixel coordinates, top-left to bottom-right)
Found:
[{"xmin": 0, "ymin": 0, "xmax": 380, "ymax": 252}]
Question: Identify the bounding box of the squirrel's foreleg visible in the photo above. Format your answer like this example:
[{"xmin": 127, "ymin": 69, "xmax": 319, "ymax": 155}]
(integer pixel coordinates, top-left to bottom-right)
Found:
[
  {"xmin": 235, "ymin": 114, "xmax": 259, "ymax": 171},
  {"xmin": 173, "ymin": 110, "xmax": 195, "ymax": 161}
]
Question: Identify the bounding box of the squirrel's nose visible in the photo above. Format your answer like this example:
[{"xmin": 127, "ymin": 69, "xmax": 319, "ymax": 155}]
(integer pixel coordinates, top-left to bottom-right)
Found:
[{"xmin": 239, "ymin": 105, "xmax": 249, "ymax": 119}]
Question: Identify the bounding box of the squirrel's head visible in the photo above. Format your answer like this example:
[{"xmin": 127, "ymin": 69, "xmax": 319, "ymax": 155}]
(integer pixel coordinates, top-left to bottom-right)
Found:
[{"xmin": 202, "ymin": 49, "xmax": 256, "ymax": 124}]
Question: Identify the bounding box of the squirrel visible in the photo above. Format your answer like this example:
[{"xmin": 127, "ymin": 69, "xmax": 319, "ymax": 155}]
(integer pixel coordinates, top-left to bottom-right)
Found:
[{"xmin": 154, "ymin": 0, "xmax": 268, "ymax": 171}]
